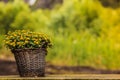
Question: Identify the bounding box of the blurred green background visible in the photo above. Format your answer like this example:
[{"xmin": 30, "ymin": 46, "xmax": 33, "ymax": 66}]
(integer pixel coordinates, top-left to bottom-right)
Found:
[{"xmin": 0, "ymin": 0, "xmax": 120, "ymax": 70}]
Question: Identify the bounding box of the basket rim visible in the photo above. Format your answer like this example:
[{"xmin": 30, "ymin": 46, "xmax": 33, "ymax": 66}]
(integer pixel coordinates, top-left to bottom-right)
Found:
[{"xmin": 11, "ymin": 48, "xmax": 47, "ymax": 52}]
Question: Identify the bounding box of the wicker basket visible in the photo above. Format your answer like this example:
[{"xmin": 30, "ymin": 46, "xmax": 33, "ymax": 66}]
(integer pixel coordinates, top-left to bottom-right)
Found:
[{"xmin": 12, "ymin": 48, "xmax": 47, "ymax": 77}]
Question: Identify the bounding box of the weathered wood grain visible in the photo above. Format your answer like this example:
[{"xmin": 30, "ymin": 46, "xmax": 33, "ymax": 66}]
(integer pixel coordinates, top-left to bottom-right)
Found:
[{"xmin": 0, "ymin": 74, "xmax": 120, "ymax": 79}]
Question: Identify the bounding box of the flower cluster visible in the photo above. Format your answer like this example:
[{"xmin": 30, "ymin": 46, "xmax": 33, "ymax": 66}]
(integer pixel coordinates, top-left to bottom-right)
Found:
[{"xmin": 4, "ymin": 30, "xmax": 52, "ymax": 50}]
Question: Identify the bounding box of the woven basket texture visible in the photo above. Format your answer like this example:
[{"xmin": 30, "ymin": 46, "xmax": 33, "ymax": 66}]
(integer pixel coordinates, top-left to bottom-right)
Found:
[{"xmin": 12, "ymin": 48, "xmax": 47, "ymax": 77}]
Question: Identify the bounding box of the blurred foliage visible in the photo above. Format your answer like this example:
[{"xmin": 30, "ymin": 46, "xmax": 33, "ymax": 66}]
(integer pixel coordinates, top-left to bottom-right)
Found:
[
  {"xmin": 0, "ymin": 0, "xmax": 30, "ymax": 34},
  {"xmin": 49, "ymin": 0, "xmax": 103, "ymax": 36},
  {"xmin": 0, "ymin": 35, "xmax": 4, "ymax": 49},
  {"xmin": 0, "ymin": 0, "xmax": 120, "ymax": 70}
]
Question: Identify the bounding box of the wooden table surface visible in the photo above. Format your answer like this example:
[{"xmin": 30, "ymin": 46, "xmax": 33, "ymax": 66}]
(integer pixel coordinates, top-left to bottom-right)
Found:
[{"xmin": 0, "ymin": 74, "xmax": 120, "ymax": 79}]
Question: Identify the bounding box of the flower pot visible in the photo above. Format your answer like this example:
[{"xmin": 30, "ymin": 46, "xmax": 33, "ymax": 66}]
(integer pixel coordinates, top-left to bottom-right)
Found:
[{"xmin": 12, "ymin": 48, "xmax": 47, "ymax": 77}]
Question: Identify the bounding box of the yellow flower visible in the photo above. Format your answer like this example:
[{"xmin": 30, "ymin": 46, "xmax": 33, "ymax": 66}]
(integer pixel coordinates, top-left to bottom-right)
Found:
[
  {"xmin": 9, "ymin": 42, "xmax": 15, "ymax": 46},
  {"xmin": 8, "ymin": 36, "xmax": 11, "ymax": 39},
  {"xmin": 20, "ymin": 36, "xmax": 24, "ymax": 40},
  {"xmin": 25, "ymin": 40, "xmax": 28, "ymax": 43},
  {"xmin": 17, "ymin": 42, "xmax": 21, "ymax": 45},
  {"xmin": 14, "ymin": 40, "xmax": 16, "ymax": 43},
  {"xmin": 13, "ymin": 34, "xmax": 17, "ymax": 37},
  {"xmin": 34, "ymin": 41, "xmax": 39, "ymax": 44},
  {"xmin": 12, "ymin": 42, "xmax": 15, "ymax": 47},
  {"xmin": 26, "ymin": 38, "xmax": 30, "ymax": 40},
  {"xmin": 5, "ymin": 30, "xmax": 52, "ymax": 49},
  {"xmin": 5, "ymin": 41, "xmax": 9, "ymax": 44}
]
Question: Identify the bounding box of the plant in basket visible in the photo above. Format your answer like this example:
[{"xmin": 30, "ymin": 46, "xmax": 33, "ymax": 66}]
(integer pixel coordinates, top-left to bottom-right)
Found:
[{"xmin": 4, "ymin": 30, "xmax": 52, "ymax": 77}]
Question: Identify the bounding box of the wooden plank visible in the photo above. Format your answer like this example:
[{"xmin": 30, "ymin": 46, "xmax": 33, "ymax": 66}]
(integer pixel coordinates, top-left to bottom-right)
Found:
[{"xmin": 0, "ymin": 74, "xmax": 120, "ymax": 79}]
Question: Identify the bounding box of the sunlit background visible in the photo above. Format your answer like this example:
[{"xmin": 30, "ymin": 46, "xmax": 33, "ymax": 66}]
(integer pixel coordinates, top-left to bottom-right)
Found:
[{"xmin": 0, "ymin": 0, "xmax": 120, "ymax": 72}]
